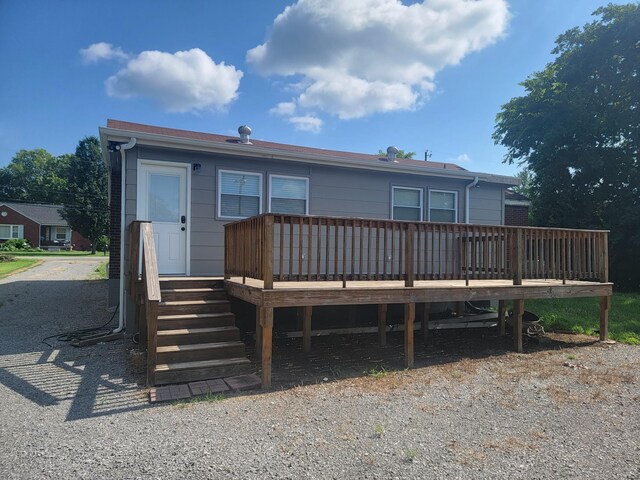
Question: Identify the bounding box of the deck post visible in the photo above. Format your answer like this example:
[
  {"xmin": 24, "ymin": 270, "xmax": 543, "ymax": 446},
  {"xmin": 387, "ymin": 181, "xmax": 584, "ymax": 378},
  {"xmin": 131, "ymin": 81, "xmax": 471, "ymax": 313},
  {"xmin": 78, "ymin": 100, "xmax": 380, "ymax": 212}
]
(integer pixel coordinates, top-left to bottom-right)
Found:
[
  {"xmin": 302, "ymin": 306, "xmax": 313, "ymax": 353},
  {"xmin": 512, "ymin": 299, "xmax": 524, "ymax": 352},
  {"xmin": 498, "ymin": 300, "xmax": 506, "ymax": 337},
  {"xmin": 377, "ymin": 304, "xmax": 387, "ymax": 346},
  {"xmin": 263, "ymin": 215, "xmax": 274, "ymax": 290},
  {"xmin": 255, "ymin": 307, "xmax": 263, "ymax": 353},
  {"xmin": 513, "ymin": 229, "xmax": 523, "ymax": 285},
  {"xmin": 405, "ymin": 224, "xmax": 415, "ymax": 287},
  {"xmin": 421, "ymin": 303, "xmax": 430, "ymax": 342},
  {"xmin": 260, "ymin": 306, "xmax": 274, "ymax": 389},
  {"xmin": 404, "ymin": 303, "xmax": 415, "ymax": 368},
  {"xmin": 599, "ymin": 296, "xmax": 610, "ymax": 341},
  {"xmin": 600, "ymin": 233, "xmax": 609, "ymax": 283}
]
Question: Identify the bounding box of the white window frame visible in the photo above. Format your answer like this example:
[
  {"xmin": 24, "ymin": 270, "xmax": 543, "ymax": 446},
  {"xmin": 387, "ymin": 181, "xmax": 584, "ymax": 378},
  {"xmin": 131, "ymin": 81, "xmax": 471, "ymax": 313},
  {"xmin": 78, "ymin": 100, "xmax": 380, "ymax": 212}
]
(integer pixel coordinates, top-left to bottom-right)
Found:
[
  {"xmin": 217, "ymin": 169, "xmax": 263, "ymax": 220},
  {"xmin": 268, "ymin": 174, "xmax": 310, "ymax": 215},
  {"xmin": 391, "ymin": 186, "xmax": 424, "ymax": 221},
  {"xmin": 428, "ymin": 189, "xmax": 458, "ymax": 223},
  {"xmin": 0, "ymin": 224, "xmax": 23, "ymax": 240},
  {"xmin": 55, "ymin": 226, "xmax": 70, "ymax": 242}
]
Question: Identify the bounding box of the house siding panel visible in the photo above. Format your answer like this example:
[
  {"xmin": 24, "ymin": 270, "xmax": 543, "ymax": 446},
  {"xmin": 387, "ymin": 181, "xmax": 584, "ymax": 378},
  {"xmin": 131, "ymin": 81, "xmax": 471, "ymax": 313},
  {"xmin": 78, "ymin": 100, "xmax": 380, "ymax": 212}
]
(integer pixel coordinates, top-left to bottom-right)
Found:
[{"xmin": 119, "ymin": 147, "xmax": 505, "ymax": 277}]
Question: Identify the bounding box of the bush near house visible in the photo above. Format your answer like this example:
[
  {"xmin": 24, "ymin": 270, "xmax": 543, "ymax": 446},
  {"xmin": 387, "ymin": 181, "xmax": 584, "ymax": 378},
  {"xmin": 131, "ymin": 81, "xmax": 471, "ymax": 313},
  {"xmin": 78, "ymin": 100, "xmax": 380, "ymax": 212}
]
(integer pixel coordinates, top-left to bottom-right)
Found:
[{"xmin": 0, "ymin": 238, "xmax": 34, "ymax": 251}]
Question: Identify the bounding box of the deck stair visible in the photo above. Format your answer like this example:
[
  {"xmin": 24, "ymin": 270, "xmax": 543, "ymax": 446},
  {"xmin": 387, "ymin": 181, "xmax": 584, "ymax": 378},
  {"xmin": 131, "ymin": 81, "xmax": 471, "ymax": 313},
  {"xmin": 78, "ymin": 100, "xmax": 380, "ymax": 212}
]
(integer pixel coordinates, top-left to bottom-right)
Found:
[{"xmin": 154, "ymin": 278, "xmax": 251, "ymax": 385}]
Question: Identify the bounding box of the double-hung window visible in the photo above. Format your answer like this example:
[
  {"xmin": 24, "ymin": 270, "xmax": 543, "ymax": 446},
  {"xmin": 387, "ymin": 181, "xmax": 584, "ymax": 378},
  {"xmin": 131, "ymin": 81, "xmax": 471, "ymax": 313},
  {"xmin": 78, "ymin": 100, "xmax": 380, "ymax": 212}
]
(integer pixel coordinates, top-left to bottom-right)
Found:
[
  {"xmin": 429, "ymin": 190, "xmax": 458, "ymax": 222},
  {"xmin": 0, "ymin": 224, "xmax": 22, "ymax": 239},
  {"xmin": 392, "ymin": 186, "xmax": 423, "ymax": 221},
  {"xmin": 269, "ymin": 175, "xmax": 309, "ymax": 215},
  {"xmin": 218, "ymin": 170, "xmax": 262, "ymax": 219}
]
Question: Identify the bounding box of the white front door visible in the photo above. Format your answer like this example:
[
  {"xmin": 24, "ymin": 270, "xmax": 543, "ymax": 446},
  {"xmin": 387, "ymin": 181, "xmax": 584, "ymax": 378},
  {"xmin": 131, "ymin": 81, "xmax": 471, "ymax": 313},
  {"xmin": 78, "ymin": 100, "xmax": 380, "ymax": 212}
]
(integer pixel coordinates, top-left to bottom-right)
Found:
[{"xmin": 137, "ymin": 161, "xmax": 189, "ymax": 275}]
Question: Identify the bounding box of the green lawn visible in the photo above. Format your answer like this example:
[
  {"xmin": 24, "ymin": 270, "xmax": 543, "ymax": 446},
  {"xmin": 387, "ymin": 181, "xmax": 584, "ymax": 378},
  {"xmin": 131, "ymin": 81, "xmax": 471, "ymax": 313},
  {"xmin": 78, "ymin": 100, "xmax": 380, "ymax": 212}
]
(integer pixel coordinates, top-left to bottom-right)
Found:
[
  {"xmin": 6, "ymin": 250, "xmax": 108, "ymax": 257},
  {"xmin": 0, "ymin": 258, "xmax": 41, "ymax": 279},
  {"xmin": 90, "ymin": 261, "xmax": 108, "ymax": 280},
  {"xmin": 524, "ymin": 293, "xmax": 640, "ymax": 345}
]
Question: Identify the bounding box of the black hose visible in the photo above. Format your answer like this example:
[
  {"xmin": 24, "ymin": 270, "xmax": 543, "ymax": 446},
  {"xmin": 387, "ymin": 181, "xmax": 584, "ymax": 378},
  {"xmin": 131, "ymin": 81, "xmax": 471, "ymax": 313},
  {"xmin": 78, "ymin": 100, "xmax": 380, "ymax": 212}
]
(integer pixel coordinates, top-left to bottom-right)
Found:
[{"xmin": 41, "ymin": 305, "xmax": 119, "ymax": 348}]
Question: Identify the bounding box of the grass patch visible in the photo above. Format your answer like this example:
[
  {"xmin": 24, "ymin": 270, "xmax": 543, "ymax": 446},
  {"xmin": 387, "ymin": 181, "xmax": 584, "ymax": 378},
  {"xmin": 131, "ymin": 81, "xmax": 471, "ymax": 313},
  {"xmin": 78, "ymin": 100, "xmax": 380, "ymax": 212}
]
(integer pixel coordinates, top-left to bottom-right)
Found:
[
  {"xmin": 525, "ymin": 293, "xmax": 640, "ymax": 345},
  {"xmin": 0, "ymin": 258, "xmax": 40, "ymax": 279},
  {"xmin": 90, "ymin": 261, "xmax": 108, "ymax": 280},
  {"xmin": 8, "ymin": 250, "xmax": 107, "ymax": 257},
  {"xmin": 172, "ymin": 392, "xmax": 226, "ymax": 408},
  {"xmin": 365, "ymin": 365, "xmax": 388, "ymax": 378}
]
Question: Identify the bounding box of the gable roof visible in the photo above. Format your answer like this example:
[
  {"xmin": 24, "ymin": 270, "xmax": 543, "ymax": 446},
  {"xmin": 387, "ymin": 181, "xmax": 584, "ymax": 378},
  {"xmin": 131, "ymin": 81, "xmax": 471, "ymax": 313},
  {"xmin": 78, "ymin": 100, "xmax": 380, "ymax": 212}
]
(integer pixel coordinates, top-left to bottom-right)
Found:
[
  {"xmin": 100, "ymin": 119, "xmax": 519, "ymax": 186},
  {"xmin": 0, "ymin": 202, "xmax": 68, "ymax": 226}
]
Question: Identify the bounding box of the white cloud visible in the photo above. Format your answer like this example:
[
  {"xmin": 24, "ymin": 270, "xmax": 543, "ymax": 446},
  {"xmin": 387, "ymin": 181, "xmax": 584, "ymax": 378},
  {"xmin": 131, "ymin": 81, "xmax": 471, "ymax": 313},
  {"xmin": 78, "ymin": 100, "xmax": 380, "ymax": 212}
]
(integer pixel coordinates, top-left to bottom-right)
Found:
[
  {"xmin": 80, "ymin": 42, "xmax": 129, "ymax": 64},
  {"xmin": 455, "ymin": 153, "xmax": 471, "ymax": 163},
  {"xmin": 247, "ymin": 0, "xmax": 508, "ymax": 119},
  {"xmin": 270, "ymin": 101, "xmax": 297, "ymax": 116},
  {"xmin": 104, "ymin": 48, "xmax": 243, "ymax": 112},
  {"xmin": 288, "ymin": 115, "xmax": 323, "ymax": 133}
]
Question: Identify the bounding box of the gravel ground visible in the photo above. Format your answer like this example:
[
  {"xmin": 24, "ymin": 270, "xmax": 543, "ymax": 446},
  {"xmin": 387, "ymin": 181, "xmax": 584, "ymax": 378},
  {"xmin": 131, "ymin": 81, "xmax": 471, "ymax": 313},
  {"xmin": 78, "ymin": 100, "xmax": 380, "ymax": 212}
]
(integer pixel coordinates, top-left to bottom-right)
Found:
[{"xmin": 0, "ymin": 258, "xmax": 639, "ymax": 479}]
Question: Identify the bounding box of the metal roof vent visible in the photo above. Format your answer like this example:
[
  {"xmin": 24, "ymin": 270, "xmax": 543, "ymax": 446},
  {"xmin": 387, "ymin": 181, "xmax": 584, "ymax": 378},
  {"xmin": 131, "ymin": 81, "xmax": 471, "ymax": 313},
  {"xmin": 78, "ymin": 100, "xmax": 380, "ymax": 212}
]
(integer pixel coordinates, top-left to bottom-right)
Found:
[
  {"xmin": 386, "ymin": 146, "xmax": 399, "ymax": 162},
  {"xmin": 238, "ymin": 125, "xmax": 252, "ymax": 144}
]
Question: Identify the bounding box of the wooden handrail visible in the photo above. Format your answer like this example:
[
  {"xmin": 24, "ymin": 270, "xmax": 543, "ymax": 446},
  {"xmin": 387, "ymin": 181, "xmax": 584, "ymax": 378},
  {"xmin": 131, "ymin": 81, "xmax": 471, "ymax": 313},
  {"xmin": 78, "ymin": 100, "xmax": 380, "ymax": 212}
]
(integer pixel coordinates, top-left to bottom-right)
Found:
[
  {"xmin": 129, "ymin": 220, "xmax": 161, "ymax": 386},
  {"xmin": 224, "ymin": 214, "xmax": 610, "ymax": 286}
]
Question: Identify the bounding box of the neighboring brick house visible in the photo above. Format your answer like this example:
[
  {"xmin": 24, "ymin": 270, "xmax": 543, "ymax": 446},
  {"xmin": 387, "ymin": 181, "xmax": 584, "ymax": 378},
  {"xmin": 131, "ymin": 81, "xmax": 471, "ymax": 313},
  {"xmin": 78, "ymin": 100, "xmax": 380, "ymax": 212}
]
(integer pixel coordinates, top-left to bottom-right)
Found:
[
  {"xmin": 0, "ymin": 202, "xmax": 92, "ymax": 250},
  {"xmin": 504, "ymin": 190, "xmax": 531, "ymax": 226}
]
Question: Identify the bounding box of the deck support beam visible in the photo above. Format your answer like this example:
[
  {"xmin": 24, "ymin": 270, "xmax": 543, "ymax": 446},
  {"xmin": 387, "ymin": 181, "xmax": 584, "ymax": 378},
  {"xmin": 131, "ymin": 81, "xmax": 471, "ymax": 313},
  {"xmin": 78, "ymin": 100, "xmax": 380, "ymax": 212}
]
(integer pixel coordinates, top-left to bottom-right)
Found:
[
  {"xmin": 599, "ymin": 296, "xmax": 610, "ymax": 341},
  {"xmin": 377, "ymin": 304, "xmax": 387, "ymax": 346},
  {"xmin": 404, "ymin": 303, "xmax": 415, "ymax": 368},
  {"xmin": 302, "ymin": 306, "xmax": 312, "ymax": 353},
  {"xmin": 498, "ymin": 300, "xmax": 506, "ymax": 337},
  {"xmin": 421, "ymin": 303, "xmax": 430, "ymax": 342},
  {"xmin": 260, "ymin": 306, "xmax": 274, "ymax": 389},
  {"xmin": 512, "ymin": 299, "xmax": 524, "ymax": 353}
]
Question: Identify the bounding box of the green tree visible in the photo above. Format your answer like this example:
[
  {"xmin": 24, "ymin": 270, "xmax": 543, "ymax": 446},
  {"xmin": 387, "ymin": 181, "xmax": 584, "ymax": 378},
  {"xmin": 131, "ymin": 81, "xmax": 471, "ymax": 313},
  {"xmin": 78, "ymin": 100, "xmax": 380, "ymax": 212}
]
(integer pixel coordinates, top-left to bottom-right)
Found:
[
  {"xmin": 60, "ymin": 136, "xmax": 109, "ymax": 254},
  {"xmin": 0, "ymin": 149, "xmax": 69, "ymax": 204},
  {"xmin": 493, "ymin": 3, "xmax": 640, "ymax": 290},
  {"xmin": 377, "ymin": 149, "xmax": 416, "ymax": 159}
]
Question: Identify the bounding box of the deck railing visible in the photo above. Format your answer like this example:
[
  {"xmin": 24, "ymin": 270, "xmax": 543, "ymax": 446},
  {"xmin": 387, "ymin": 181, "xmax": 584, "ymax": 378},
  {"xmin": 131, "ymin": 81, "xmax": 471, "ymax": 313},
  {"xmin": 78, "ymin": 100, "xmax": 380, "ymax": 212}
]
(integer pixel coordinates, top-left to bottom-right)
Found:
[
  {"xmin": 128, "ymin": 220, "xmax": 161, "ymax": 386},
  {"xmin": 224, "ymin": 214, "xmax": 609, "ymax": 288}
]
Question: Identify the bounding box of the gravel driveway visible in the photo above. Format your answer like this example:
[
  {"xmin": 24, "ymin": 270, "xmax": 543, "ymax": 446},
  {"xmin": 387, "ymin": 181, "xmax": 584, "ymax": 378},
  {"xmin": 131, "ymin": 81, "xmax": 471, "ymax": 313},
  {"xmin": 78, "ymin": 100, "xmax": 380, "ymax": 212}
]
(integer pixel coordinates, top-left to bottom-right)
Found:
[{"xmin": 0, "ymin": 258, "xmax": 639, "ymax": 479}]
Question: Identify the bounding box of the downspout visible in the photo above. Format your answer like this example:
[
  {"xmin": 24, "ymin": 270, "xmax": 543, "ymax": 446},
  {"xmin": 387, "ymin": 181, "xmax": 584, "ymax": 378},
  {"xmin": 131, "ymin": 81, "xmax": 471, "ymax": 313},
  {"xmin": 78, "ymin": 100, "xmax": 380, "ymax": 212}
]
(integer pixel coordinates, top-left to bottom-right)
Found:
[
  {"xmin": 113, "ymin": 138, "xmax": 137, "ymax": 334},
  {"xmin": 464, "ymin": 176, "xmax": 480, "ymax": 224}
]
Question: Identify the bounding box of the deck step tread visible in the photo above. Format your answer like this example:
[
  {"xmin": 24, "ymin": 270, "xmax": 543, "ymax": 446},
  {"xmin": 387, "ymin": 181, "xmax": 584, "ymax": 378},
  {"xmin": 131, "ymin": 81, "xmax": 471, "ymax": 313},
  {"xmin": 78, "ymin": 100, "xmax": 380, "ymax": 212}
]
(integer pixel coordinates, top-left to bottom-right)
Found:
[
  {"xmin": 161, "ymin": 287, "xmax": 225, "ymax": 293},
  {"xmin": 160, "ymin": 299, "xmax": 228, "ymax": 306},
  {"xmin": 158, "ymin": 312, "xmax": 233, "ymax": 321},
  {"xmin": 155, "ymin": 357, "xmax": 250, "ymax": 373},
  {"xmin": 157, "ymin": 326, "xmax": 237, "ymax": 336},
  {"xmin": 160, "ymin": 276, "xmax": 224, "ymax": 281},
  {"xmin": 157, "ymin": 341, "xmax": 244, "ymax": 354}
]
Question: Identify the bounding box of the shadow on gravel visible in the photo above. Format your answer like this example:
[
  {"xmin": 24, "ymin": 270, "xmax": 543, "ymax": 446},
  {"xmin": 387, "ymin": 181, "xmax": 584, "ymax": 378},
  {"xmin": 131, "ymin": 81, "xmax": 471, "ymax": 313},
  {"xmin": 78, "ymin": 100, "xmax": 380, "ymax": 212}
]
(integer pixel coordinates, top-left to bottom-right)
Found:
[
  {"xmin": 245, "ymin": 327, "xmax": 601, "ymax": 391},
  {"xmin": 0, "ymin": 279, "xmax": 148, "ymax": 422}
]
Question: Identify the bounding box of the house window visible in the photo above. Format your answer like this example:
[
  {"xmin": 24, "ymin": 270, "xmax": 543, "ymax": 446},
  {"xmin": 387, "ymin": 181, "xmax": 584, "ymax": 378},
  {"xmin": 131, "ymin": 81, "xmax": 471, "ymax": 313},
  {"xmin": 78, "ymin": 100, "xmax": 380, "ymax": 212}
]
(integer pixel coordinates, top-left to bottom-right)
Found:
[
  {"xmin": 429, "ymin": 190, "xmax": 458, "ymax": 222},
  {"xmin": 218, "ymin": 170, "xmax": 262, "ymax": 219},
  {"xmin": 0, "ymin": 224, "xmax": 22, "ymax": 239},
  {"xmin": 55, "ymin": 227, "xmax": 69, "ymax": 241},
  {"xmin": 269, "ymin": 175, "xmax": 309, "ymax": 215},
  {"xmin": 392, "ymin": 187, "xmax": 423, "ymax": 221}
]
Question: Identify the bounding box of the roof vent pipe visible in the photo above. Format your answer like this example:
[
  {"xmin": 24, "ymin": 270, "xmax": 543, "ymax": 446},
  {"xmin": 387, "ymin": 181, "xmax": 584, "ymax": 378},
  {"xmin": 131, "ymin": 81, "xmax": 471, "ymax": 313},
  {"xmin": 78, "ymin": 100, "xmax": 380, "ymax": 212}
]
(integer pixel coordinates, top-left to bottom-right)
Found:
[
  {"xmin": 238, "ymin": 125, "xmax": 252, "ymax": 144},
  {"xmin": 386, "ymin": 146, "xmax": 399, "ymax": 162}
]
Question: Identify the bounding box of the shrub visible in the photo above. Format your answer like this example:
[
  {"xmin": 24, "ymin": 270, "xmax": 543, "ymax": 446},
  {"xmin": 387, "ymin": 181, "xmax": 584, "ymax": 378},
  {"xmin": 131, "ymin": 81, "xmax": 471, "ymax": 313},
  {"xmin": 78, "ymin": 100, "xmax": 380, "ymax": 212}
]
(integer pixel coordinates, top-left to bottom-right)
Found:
[
  {"xmin": 0, "ymin": 253, "xmax": 15, "ymax": 262},
  {"xmin": 95, "ymin": 235, "xmax": 109, "ymax": 253},
  {"xmin": 0, "ymin": 238, "xmax": 32, "ymax": 251}
]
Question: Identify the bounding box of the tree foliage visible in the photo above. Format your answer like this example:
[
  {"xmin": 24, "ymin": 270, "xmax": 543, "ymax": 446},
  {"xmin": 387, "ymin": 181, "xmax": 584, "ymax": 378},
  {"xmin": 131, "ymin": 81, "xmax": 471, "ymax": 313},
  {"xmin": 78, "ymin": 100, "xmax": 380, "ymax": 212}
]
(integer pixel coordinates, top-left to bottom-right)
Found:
[
  {"xmin": 377, "ymin": 149, "xmax": 416, "ymax": 159},
  {"xmin": 60, "ymin": 137, "xmax": 109, "ymax": 254},
  {"xmin": 0, "ymin": 149, "xmax": 69, "ymax": 204},
  {"xmin": 494, "ymin": 3, "xmax": 640, "ymax": 290}
]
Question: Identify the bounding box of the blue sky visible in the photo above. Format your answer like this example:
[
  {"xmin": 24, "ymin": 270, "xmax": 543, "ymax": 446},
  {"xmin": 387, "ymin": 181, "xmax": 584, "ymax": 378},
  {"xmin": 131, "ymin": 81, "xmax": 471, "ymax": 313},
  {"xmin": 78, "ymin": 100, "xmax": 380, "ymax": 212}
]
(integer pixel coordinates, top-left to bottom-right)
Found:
[{"xmin": 0, "ymin": 0, "xmax": 608, "ymax": 176}]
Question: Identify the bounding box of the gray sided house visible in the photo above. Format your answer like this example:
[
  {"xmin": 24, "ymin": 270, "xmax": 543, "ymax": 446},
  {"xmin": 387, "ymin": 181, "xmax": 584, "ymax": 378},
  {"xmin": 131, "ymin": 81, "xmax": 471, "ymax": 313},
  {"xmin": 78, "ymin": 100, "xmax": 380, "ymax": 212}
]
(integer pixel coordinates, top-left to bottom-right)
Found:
[{"xmin": 100, "ymin": 120, "xmax": 518, "ymax": 331}]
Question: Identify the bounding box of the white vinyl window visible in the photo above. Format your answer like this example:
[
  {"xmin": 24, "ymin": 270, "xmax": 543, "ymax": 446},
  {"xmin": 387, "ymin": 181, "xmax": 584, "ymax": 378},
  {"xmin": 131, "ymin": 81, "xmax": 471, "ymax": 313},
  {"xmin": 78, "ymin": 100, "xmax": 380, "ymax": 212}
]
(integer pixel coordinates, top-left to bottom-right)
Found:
[
  {"xmin": 269, "ymin": 175, "xmax": 309, "ymax": 215},
  {"xmin": 0, "ymin": 224, "xmax": 23, "ymax": 239},
  {"xmin": 55, "ymin": 227, "xmax": 70, "ymax": 241},
  {"xmin": 218, "ymin": 170, "xmax": 263, "ymax": 219},
  {"xmin": 429, "ymin": 190, "xmax": 458, "ymax": 223},
  {"xmin": 392, "ymin": 186, "xmax": 423, "ymax": 221}
]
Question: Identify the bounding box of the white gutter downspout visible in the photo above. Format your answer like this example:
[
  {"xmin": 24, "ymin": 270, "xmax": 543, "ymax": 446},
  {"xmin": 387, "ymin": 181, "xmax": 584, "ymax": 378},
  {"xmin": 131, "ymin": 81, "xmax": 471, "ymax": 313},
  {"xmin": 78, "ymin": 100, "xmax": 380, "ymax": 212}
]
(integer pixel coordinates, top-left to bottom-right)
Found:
[
  {"xmin": 113, "ymin": 138, "xmax": 137, "ymax": 334},
  {"xmin": 464, "ymin": 176, "xmax": 480, "ymax": 224}
]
